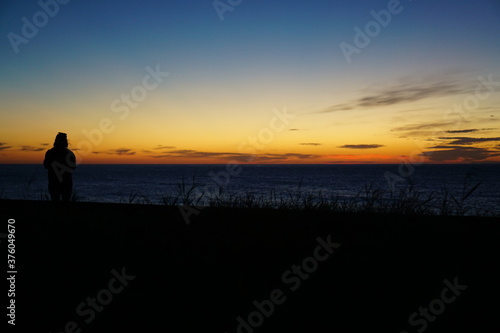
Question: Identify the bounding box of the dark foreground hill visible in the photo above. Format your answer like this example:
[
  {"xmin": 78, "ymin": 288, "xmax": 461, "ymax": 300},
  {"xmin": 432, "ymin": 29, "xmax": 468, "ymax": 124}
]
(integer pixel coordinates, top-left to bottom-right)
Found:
[{"xmin": 1, "ymin": 199, "xmax": 499, "ymax": 332}]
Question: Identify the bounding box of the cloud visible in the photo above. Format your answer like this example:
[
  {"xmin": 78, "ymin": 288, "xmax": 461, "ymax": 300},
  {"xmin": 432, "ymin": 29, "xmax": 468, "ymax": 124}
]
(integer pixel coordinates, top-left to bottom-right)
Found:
[
  {"xmin": 314, "ymin": 74, "xmax": 470, "ymax": 114},
  {"xmin": 154, "ymin": 145, "xmax": 176, "ymax": 150},
  {"xmin": 421, "ymin": 132, "xmax": 500, "ymax": 161},
  {"xmin": 40, "ymin": 143, "xmax": 50, "ymax": 146},
  {"xmin": 392, "ymin": 122, "xmax": 499, "ymax": 140},
  {"xmin": 90, "ymin": 150, "xmax": 136, "ymax": 155},
  {"xmin": 109, "ymin": 148, "xmax": 136, "ymax": 156},
  {"xmin": 147, "ymin": 149, "xmax": 321, "ymax": 162},
  {"xmin": 390, "ymin": 121, "xmax": 456, "ymax": 139},
  {"xmin": 289, "ymin": 129, "xmax": 299, "ymax": 131},
  {"xmin": 280, "ymin": 153, "xmax": 317, "ymax": 159},
  {"xmin": 428, "ymin": 145, "xmax": 465, "ymax": 149},
  {"xmin": 0, "ymin": 142, "xmax": 13, "ymax": 151},
  {"xmin": 358, "ymin": 83, "xmax": 465, "ymax": 107},
  {"xmin": 167, "ymin": 150, "xmax": 242, "ymax": 158},
  {"xmin": 445, "ymin": 129, "xmax": 478, "ymax": 134},
  {"xmin": 421, "ymin": 147, "xmax": 500, "ymax": 162},
  {"xmin": 20, "ymin": 145, "xmax": 44, "ymax": 152},
  {"xmin": 149, "ymin": 149, "xmax": 253, "ymax": 160},
  {"xmin": 299, "ymin": 143, "xmax": 322, "ymax": 146},
  {"xmin": 338, "ymin": 144, "xmax": 384, "ymax": 149},
  {"xmin": 238, "ymin": 153, "xmax": 319, "ymax": 162},
  {"xmin": 391, "ymin": 122, "xmax": 455, "ymax": 133},
  {"xmin": 438, "ymin": 137, "xmax": 500, "ymax": 145}
]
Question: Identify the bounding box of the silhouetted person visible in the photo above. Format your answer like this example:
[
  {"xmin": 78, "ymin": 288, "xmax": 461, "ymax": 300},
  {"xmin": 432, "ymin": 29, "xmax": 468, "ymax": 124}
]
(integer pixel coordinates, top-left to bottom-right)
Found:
[{"xmin": 43, "ymin": 132, "xmax": 76, "ymax": 202}]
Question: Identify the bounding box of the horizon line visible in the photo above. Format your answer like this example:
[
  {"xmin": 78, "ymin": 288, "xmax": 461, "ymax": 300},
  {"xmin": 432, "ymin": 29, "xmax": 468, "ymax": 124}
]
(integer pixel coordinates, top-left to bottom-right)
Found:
[{"xmin": 1, "ymin": 162, "xmax": 499, "ymax": 165}]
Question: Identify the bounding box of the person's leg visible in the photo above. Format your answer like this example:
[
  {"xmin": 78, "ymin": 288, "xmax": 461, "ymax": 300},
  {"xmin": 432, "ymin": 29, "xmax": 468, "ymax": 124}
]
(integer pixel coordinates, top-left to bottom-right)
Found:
[
  {"xmin": 49, "ymin": 183, "xmax": 60, "ymax": 202},
  {"xmin": 61, "ymin": 180, "xmax": 72, "ymax": 203}
]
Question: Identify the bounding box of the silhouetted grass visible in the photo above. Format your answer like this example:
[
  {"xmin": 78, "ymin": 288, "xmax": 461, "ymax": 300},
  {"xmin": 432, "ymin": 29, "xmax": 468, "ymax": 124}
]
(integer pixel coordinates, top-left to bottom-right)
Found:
[
  {"xmin": 160, "ymin": 175, "xmax": 207, "ymax": 206},
  {"xmin": 158, "ymin": 174, "xmax": 495, "ymax": 217},
  {"xmin": 22, "ymin": 173, "xmax": 38, "ymax": 199},
  {"xmin": 25, "ymin": 173, "xmax": 493, "ymax": 216}
]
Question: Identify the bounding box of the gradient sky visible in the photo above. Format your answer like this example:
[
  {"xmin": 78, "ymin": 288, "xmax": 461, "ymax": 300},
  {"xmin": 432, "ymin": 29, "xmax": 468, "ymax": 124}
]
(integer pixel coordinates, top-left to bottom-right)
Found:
[{"xmin": 1, "ymin": 0, "xmax": 500, "ymax": 164}]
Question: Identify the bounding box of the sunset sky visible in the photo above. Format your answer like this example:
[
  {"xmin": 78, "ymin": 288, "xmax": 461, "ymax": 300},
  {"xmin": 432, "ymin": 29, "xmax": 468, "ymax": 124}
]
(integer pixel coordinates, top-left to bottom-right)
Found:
[{"xmin": 1, "ymin": 0, "xmax": 500, "ymax": 164}]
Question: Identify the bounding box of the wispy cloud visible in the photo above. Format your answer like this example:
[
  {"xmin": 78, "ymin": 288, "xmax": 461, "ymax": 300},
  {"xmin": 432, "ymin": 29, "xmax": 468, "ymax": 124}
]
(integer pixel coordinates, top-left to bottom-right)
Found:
[
  {"xmin": 391, "ymin": 121, "xmax": 455, "ymax": 133},
  {"xmin": 390, "ymin": 121, "xmax": 456, "ymax": 138},
  {"xmin": 420, "ymin": 132, "xmax": 500, "ymax": 161},
  {"xmin": 314, "ymin": 74, "xmax": 470, "ymax": 114},
  {"xmin": 110, "ymin": 148, "xmax": 136, "ymax": 156},
  {"xmin": 391, "ymin": 121, "xmax": 500, "ymax": 140},
  {"xmin": 149, "ymin": 150, "xmax": 252, "ymax": 160},
  {"xmin": 0, "ymin": 142, "xmax": 13, "ymax": 151},
  {"xmin": 40, "ymin": 143, "xmax": 50, "ymax": 146},
  {"xmin": 242, "ymin": 153, "xmax": 319, "ymax": 162},
  {"xmin": 338, "ymin": 144, "xmax": 384, "ymax": 149},
  {"xmin": 147, "ymin": 149, "xmax": 321, "ymax": 162},
  {"xmin": 421, "ymin": 147, "xmax": 500, "ymax": 162},
  {"xmin": 438, "ymin": 137, "xmax": 500, "ymax": 145},
  {"xmin": 299, "ymin": 143, "xmax": 322, "ymax": 146},
  {"xmin": 154, "ymin": 145, "xmax": 176, "ymax": 150},
  {"xmin": 20, "ymin": 145, "xmax": 44, "ymax": 152},
  {"xmin": 279, "ymin": 153, "xmax": 317, "ymax": 159},
  {"xmin": 445, "ymin": 129, "xmax": 478, "ymax": 134}
]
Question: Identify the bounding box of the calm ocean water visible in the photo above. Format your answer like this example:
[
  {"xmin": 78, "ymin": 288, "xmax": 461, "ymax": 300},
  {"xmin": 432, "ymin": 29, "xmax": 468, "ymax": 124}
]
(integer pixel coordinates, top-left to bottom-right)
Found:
[{"xmin": 1, "ymin": 164, "xmax": 499, "ymax": 215}]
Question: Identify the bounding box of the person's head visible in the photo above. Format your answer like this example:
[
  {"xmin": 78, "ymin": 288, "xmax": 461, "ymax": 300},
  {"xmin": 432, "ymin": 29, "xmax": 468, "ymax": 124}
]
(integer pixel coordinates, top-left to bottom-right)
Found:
[{"xmin": 53, "ymin": 132, "xmax": 68, "ymax": 148}]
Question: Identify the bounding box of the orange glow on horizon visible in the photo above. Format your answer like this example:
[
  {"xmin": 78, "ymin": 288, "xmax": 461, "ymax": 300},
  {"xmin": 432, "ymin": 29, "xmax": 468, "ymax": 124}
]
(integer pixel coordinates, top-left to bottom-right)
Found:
[{"xmin": 2, "ymin": 149, "xmax": 500, "ymax": 164}]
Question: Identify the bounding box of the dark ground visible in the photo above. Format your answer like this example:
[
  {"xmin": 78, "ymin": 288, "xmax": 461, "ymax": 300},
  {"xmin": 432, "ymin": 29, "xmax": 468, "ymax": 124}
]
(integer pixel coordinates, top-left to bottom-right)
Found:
[{"xmin": 1, "ymin": 199, "xmax": 499, "ymax": 332}]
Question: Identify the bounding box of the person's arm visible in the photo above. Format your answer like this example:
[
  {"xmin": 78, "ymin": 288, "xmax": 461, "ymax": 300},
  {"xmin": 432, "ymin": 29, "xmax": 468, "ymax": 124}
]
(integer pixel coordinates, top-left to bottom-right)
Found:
[{"xmin": 68, "ymin": 150, "xmax": 76, "ymax": 170}]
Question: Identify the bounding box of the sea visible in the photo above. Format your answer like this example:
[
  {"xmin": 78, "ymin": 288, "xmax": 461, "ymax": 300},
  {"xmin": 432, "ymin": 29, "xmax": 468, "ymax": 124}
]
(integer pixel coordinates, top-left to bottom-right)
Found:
[{"xmin": 1, "ymin": 164, "xmax": 499, "ymax": 215}]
